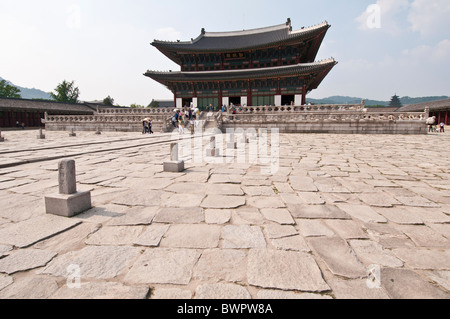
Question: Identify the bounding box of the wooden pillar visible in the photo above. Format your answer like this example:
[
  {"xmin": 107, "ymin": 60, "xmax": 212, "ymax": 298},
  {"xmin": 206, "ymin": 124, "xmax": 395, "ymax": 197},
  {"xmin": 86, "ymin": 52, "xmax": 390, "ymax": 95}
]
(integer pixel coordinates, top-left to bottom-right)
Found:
[
  {"xmin": 302, "ymin": 86, "xmax": 306, "ymax": 106},
  {"xmin": 247, "ymin": 80, "xmax": 252, "ymax": 107}
]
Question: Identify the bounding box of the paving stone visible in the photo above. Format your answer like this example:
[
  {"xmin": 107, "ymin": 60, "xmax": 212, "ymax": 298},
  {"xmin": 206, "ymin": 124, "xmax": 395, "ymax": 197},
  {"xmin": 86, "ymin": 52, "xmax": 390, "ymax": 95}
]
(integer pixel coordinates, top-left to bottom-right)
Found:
[
  {"xmin": 271, "ymin": 235, "xmax": 311, "ymax": 253},
  {"xmin": 297, "ymin": 219, "xmax": 335, "ymax": 237},
  {"xmin": 260, "ymin": 208, "xmax": 295, "ymax": 225},
  {"xmin": 208, "ymin": 174, "xmax": 242, "ymax": 184},
  {"xmin": 405, "ymin": 207, "xmax": 450, "ymax": 224},
  {"xmin": 307, "ymin": 237, "xmax": 367, "ymax": 279},
  {"xmin": 296, "ymin": 192, "xmax": 326, "ymax": 205},
  {"xmin": 264, "ymin": 224, "xmax": 298, "ymax": 239},
  {"xmin": 193, "ymin": 249, "xmax": 247, "ymax": 283},
  {"xmin": 85, "ymin": 226, "xmax": 145, "ymax": 246},
  {"xmin": 349, "ymin": 240, "xmax": 403, "ymax": 268},
  {"xmin": 0, "ymin": 274, "xmax": 13, "ymax": 291},
  {"xmin": 392, "ymin": 248, "xmax": 450, "ymax": 270},
  {"xmin": 289, "ymin": 176, "xmax": 318, "ymax": 192},
  {"xmin": 195, "ymin": 283, "xmax": 251, "ymax": 299},
  {"xmin": 247, "ymin": 249, "xmax": 330, "ymax": 292},
  {"xmin": 112, "ymin": 189, "xmax": 165, "ymax": 207},
  {"xmin": 0, "ymin": 215, "xmax": 81, "ymax": 248},
  {"xmin": 0, "ymin": 245, "xmax": 13, "ymax": 257},
  {"xmin": 288, "ymin": 204, "xmax": 350, "ymax": 220},
  {"xmin": 279, "ymin": 193, "xmax": 303, "ymax": 205},
  {"xmin": 201, "ymin": 195, "xmax": 246, "ymax": 209},
  {"xmin": 134, "ymin": 224, "xmax": 170, "ymax": 247},
  {"xmin": 0, "ymin": 249, "xmax": 57, "ymax": 274},
  {"xmin": 231, "ymin": 208, "xmax": 265, "ymax": 225},
  {"xmin": 242, "ymin": 186, "xmax": 275, "ymax": 196},
  {"xmin": 74, "ymin": 204, "xmax": 128, "ymax": 224},
  {"xmin": 206, "ymin": 184, "xmax": 244, "ymax": 195},
  {"xmin": 423, "ymin": 271, "xmax": 450, "ymax": 292},
  {"xmin": 153, "ymin": 207, "xmax": 204, "ymax": 224},
  {"xmin": 357, "ymin": 192, "xmax": 401, "ymax": 207},
  {"xmin": 160, "ymin": 224, "xmax": 221, "ymax": 249},
  {"xmin": 51, "ymin": 282, "xmax": 150, "ymax": 299},
  {"xmin": 273, "ymin": 182, "xmax": 294, "ymax": 193},
  {"xmin": 314, "ymin": 177, "xmax": 350, "ymax": 193},
  {"xmin": 165, "ymin": 182, "xmax": 208, "ymax": 194},
  {"xmin": 151, "ymin": 288, "xmax": 193, "ymax": 299},
  {"xmin": 31, "ymin": 223, "xmax": 94, "ymax": 252},
  {"xmin": 335, "ymin": 204, "xmax": 387, "ymax": 223},
  {"xmin": 105, "ymin": 207, "xmax": 158, "ymax": 226},
  {"xmin": 380, "ymin": 268, "xmax": 449, "ymax": 299},
  {"xmin": 247, "ymin": 196, "xmax": 285, "ymax": 209},
  {"xmin": 205, "ymin": 209, "xmax": 231, "ymax": 224},
  {"xmin": 124, "ymin": 248, "xmax": 201, "ymax": 285},
  {"xmin": 0, "ymin": 276, "xmax": 58, "ymax": 299},
  {"xmin": 324, "ymin": 220, "xmax": 369, "ymax": 239},
  {"xmin": 326, "ymin": 278, "xmax": 390, "ymax": 299},
  {"xmin": 397, "ymin": 225, "xmax": 449, "ymax": 247},
  {"xmin": 41, "ymin": 246, "xmax": 141, "ymax": 280},
  {"xmin": 257, "ymin": 289, "xmax": 332, "ymax": 299},
  {"xmin": 221, "ymin": 225, "xmax": 266, "ymax": 249},
  {"xmin": 395, "ymin": 196, "xmax": 440, "ymax": 208},
  {"xmin": 373, "ymin": 207, "xmax": 424, "ymax": 225},
  {"xmin": 164, "ymin": 193, "xmax": 205, "ymax": 208}
]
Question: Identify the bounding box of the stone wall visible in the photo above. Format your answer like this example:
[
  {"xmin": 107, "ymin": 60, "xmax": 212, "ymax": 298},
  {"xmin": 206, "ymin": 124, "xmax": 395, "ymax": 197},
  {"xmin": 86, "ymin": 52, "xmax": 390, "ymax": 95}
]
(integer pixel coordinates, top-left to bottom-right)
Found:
[
  {"xmin": 220, "ymin": 104, "xmax": 429, "ymax": 135},
  {"xmin": 45, "ymin": 108, "xmax": 175, "ymax": 133},
  {"xmin": 45, "ymin": 104, "xmax": 429, "ymax": 135}
]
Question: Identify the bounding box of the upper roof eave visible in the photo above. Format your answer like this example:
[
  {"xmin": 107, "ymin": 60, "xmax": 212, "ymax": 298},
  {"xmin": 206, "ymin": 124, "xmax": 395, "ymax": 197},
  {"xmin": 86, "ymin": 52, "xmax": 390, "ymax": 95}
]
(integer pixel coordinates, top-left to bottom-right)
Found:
[{"xmin": 151, "ymin": 21, "xmax": 330, "ymax": 53}]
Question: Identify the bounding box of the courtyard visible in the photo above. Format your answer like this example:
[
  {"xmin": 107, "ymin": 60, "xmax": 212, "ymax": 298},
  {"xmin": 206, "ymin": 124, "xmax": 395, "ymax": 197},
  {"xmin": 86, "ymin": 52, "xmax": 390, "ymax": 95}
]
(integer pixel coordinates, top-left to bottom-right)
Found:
[{"xmin": 0, "ymin": 129, "xmax": 449, "ymax": 299}]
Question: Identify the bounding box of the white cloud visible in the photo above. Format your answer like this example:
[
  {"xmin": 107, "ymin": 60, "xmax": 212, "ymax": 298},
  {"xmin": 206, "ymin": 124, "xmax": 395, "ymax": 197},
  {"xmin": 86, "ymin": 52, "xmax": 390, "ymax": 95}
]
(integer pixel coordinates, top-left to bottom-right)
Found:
[
  {"xmin": 402, "ymin": 39, "xmax": 450, "ymax": 62},
  {"xmin": 408, "ymin": 0, "xmax": 450, "ymax": 37},
  {"xmin": 356, "ymin": 0, "xmax": 410, "ymax": 35}
]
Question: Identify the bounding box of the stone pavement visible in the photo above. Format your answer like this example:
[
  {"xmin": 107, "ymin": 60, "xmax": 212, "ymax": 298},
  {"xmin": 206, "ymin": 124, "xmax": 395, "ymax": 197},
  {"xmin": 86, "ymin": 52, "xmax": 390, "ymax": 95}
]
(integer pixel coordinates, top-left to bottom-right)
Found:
[{"xmin": 0, "ymin": 129, "xmax": 449, "ymax": 299}]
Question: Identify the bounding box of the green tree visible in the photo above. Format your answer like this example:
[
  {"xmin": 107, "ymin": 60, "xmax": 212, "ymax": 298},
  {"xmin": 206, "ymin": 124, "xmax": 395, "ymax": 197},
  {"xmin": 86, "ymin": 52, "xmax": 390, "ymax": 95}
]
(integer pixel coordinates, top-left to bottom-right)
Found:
[
  {"xmin": 0, "ymin": 80, "xmax": 21, "ymax": 98},
  {"xmin": 103, "ymin": 95, "xmax": 114, "ymax": 106},
  {"xmin": 50, "ymin": 80, "xmax": 80, "ymax": 103}
]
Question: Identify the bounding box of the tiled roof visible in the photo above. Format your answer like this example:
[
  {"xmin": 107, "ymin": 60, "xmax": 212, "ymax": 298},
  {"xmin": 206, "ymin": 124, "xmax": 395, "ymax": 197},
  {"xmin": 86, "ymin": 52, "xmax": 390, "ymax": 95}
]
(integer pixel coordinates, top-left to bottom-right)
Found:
[
  {"xmin": 396, "ymin": 99, "xmax": 450, "ymax": 112},
  {"xmin": 152, "ymin": 21, "xmax": 330, "ymax": 53},
  {"xmin": 0, "ymin": 97, "xmax": 95, "ymax": 114},
  {"xmin": 145, "ymin": 59, "xmax": 337, "ymax": 91}
]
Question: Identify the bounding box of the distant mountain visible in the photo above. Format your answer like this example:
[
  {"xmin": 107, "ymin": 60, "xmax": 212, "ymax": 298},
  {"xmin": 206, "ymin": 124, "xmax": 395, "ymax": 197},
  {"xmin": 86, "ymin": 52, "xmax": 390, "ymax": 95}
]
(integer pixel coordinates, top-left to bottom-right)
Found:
[
  {"xmin": 306, "ymin": 95, "xmax": 449, "ymax": 107},
  {"xmin": 0, "ymin": 77, "xmax": 53, "ymax": 100}
]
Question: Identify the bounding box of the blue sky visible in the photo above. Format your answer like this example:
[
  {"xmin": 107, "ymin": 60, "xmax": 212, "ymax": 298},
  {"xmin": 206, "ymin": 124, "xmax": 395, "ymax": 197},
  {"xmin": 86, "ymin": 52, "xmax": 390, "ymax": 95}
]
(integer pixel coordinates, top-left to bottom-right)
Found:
[{"xmin": 1, "ymin": 0, "xmax": 449, "ymax": 106}]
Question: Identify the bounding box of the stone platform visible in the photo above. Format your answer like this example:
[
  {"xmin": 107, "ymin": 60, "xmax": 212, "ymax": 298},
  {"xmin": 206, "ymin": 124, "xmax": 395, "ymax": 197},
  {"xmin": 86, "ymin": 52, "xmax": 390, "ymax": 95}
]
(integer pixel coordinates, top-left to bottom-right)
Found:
[{"xmin": 0, "ymin": 129, "xmax": 448, "ymax": 299}]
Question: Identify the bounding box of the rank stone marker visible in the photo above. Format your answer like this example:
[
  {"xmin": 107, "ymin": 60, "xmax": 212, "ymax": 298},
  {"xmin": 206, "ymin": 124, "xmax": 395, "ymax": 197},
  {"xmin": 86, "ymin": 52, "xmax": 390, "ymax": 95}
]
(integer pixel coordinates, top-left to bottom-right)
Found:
[
  {"xmin": 163, "ymin": 143, "xmax": 185, "ymax": 172},
  {"xmin": 45, "ymin": 159, "xmax": 92, "ymax": 217},
  {"xmin": 0, "ymin": 130, "xmax": 4, "ymax": 142},
  {"xmin": 206, "ymin": 136, "xmax": 220, "ymax": 157},
  {"xmin": 69, "ymin": 128, "xmax": 76, "ymax": 137},
  {"xmin": 37, "ymin": 128, "xmax": 45, "ymax": 139}
]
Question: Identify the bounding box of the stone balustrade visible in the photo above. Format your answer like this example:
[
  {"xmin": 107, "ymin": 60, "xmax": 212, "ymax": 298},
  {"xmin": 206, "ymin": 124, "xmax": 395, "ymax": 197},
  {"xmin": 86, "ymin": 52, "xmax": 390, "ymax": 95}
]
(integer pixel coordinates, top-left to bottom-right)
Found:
[{"xmin": 45, "ymin": 106, "xmax": 429, "ymax": 134}]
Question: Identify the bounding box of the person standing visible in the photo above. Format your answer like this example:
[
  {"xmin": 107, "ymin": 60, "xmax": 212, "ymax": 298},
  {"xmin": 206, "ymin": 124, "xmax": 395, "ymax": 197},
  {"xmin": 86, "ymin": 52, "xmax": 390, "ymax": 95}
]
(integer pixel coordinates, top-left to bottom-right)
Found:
[{"xmin": 440, "ymin": 122, "xmax": 445, "ymax": 133}]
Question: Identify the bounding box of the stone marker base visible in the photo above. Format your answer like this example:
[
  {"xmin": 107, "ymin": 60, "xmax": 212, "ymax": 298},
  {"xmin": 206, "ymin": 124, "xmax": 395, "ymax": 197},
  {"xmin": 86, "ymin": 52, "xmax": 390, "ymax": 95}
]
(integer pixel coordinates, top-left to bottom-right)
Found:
[
  {"xmin": 206, "ymin": 149, "xmax": 220, "ymax": 157},
  {"xmin": 45, "ymin": 191, "xmax": 92, "ymax": 217},
  {"xmin": 164, "ymin": 160, "xmax": 185, "ymax": 173},
  {"xmin": 37, "ymin": 134, "xmax": 45, "ymax": 139}
]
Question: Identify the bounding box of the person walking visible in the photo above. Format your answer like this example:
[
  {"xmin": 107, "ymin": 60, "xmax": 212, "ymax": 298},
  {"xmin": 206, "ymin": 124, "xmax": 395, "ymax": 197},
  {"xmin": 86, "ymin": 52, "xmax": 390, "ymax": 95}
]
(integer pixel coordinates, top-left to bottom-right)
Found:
[{"xmin": 440, "ymin": 122, "xmax": 445, "ymax": 133}]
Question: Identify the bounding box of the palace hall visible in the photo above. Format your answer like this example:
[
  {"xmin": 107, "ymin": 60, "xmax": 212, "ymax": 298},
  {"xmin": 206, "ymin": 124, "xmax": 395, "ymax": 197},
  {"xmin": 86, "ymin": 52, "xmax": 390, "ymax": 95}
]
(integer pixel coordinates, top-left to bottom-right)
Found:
[{"xmin": 145, "ymin": 19, "xmax": 337, "ymax": 111}]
